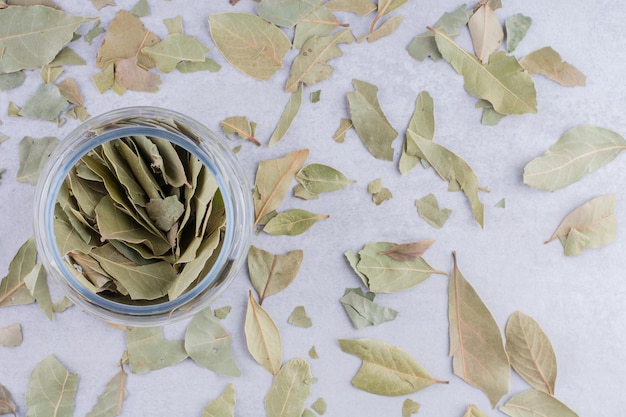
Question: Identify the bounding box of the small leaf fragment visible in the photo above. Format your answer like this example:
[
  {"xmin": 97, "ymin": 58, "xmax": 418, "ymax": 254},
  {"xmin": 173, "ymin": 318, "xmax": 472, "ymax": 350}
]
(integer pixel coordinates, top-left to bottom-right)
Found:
[
  {"xmin": 269, "ymin": 84, "xmax": 303, "ymax": 147},
  {"xmin": 505, "ymin": 311, "xmax": 557, "ymax": 395},
  {"xmin": 325, "ymin": 0, "xmax": 376, "ymax": 16},
  {"xmin": 18, "ymin": 83, "xmax": 68, "ymax": 121},
  {"xmin": 248, "ymin": 246, "xmax": 303, "ymax": 304},
  {"xmin": 0, "ymin": 383, "xmax": 16, "ymax": 416},
  {"xmin": 333, "ymin": 118, "xmax": 353, "ymax": 143},
  {"xmin": 505, "ymin": 14, "xmax": 532, "ymax": 52},
  {"xmin": 220, "ymin": 116, "xmax": 260, "ymax": 146},
  {"xmin": 85, "ymin": 366, "xmax": 128, "ymax": 417},
  {"xmin": 368, "ymin": 178, "xmax": 392, "ymax": 205},
  {"xmin": 339, "ymin": 338, "xmax": 446, "ymax": 396},
  {"xmin": 214, "ymin": 306, "xmax": 232, "ymax": 320},
  {"xmin": 142, "ymin": 34, "xmax": 209, "ymax": 73},
  {"xmin": 0, "ymin": 323, "xmax": 22, "ymax": 347},
  {"xmin": 126, "ymin": 327, "xmax": 187, "ymax": 374},
  {"xmin": 520, "ymin": 46, "xmax": 586, "ymax": 87},
  {"xmin": 545, "ymin": 194, "xmax": 617, "ymax": 256},
  {"xmin": 264, "ymin": 358, "xmax": 313, "ymax": 417},
  {"xmin": 495, "ymin": 198, "xmax": 505, "ymax": 208},
  {"xmin": 415, "ymin": 193, "xmax": 452, "ymax": 228},
  {"xmin": 288, "ymin": 306, "xmax": 312, "ymax": 328},
  {"xmin": 244, "ymin": 291, "xmax": 282, "ymax": 375},
  {"xmin": 202, "ymin": 384, "xmax": 236, "ymax": 417},
  {"xmin": 24, "ymin": 263, "xmax": 53, "ymax": 320},
  {"xmin": 308, "ymin": 346, "xmax": 319, "ymax": 359},
  {"xmin": 359, "ymin": 15, "xmax": 404, "ymax": 43},
  {"xmin": 129, "ymin": 0, "xmax": 150, "ymax": 17},
  {"xmin": 311, "ymin": 397, "xmax": 327, "ymax": 415},
  {"xmin": 26, "ymin": 355, "xmax": 79, "ymax": 417},
  {"xmin": 16, "ymin": 136, "xmax": 59, "ymax": 185},
  {"xmin": 0, "ymin": 237, "xmax": 37, "ymax": 308},
  {"xmin": 464, "ymin": 404, "xmax": 489, "ymax": 417},
  {"xmin": 500, "ymin": 389, "xmax": 579, "ymax": 417},
  {"xmin": 340, "ymin": 288, "xmax": 398, "ymax": 329},
  {"xmin": 263, "ymin": 209, "xmax": 328, "ymax": 236},
  {"xmin": 402, "ymin": 399, "xmax": 420, "ymax": 417}
]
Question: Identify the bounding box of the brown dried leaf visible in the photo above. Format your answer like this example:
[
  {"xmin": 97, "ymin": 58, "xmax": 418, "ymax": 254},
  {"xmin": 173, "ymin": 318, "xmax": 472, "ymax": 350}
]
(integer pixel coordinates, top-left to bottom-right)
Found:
[{"xmin": 379, "ymin": 239, "xmax": 435, "ymax": 261}]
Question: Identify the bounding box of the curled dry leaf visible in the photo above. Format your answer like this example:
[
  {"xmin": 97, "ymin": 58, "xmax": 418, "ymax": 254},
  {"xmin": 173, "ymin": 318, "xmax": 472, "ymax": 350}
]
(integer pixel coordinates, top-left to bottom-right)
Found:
[
  {"xmin": 545, "ymin": 194, "xmax": 617, "ymax": 256},
  {"xmin": 505, "ymin": 311, "xmax": 557, "ymax": 395},
  {"xmin": 379, "ymin": 239, "xmax": 435, "ymax": 262},
  {"xmin": 244, "ymin": 291, "xmax": 282, "ymax": 375},
  {"xmin": 339, "ymin": 338, "xmax": 447, "ymax": 396},
  {"xmin": 449, "ymin": 252, "xmax": 510, "ymax": 408}
]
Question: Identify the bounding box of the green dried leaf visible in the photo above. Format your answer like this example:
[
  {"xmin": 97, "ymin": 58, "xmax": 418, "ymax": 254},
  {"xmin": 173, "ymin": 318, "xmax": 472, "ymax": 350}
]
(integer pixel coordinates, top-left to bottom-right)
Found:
[
  {"xmin": 185, "ymin": 308, "xmax": 240, "ymax": 377},
  {"xmin": 348, "ymin": 79, "xmax": 398, "ymax": 160},
  {"xmin": 468, "ymin": 4, "xmax": 503, "ymax": 64},
  {"xmin": 0, "ymin": 237, "xmax": 37, "ymax": 308},
  {"xmin": 520, "ymin": 46, "xmax": 585, "ymax": 87},
  {"xmin": 85, "ymin": 366, "xmax": 128, "ymax": 417},
  {"xmin": 308, "ymin": 346, "xmax": 319, "ymax": 359},
  {"xmin": 402, "ymin": 399, "xmax": 420, "ymax": 417},
  {"xmin": 16, "ymin": 136, "xmax": 59, "ymax": 185},
  {"xmin": 257, "ymin": 0, "xmax": 318, "ymax": 28},
  {"xmin": 214, "ymin": 306, "xmax": 232, "ymax": 320},
  {"xmin": 432, "ymin": 27, "xmax": 537, "ymax": 115},
  {"xmin": 24, "ymin": 263, "xmax": 53, "ymax": 320},
  {"xmin": 26, "ymin": 355, "xmax": 78, "ymax": 417},
  {"xmin": 407, "ymin": 5, "xmax": 471, "ymax": 62},
  {"xmin": 355, "ymin": 242, "xmax": 444, "ymax": 293},
  {"xmin": 293, "ymin": 183, "xmax": 319, "ymax": 200},
  {"xmin": 0, "ymin": 71, "xmax": 25, "ymax": 91},
  {"xmin": 164, "ymin": 16, "xmax": 183, "ymax": 35},
  {"xmin": 265, "ymin": 358, "xmax": 313, "ymax": 417},
  {"xmin": 245, "ymin": 291, "xmax": 282, "ymax": 375},
  {"xmin": 481, "ymin": 105, "xmax": 506, "ymax": 125},
  {"xmin": 220, "ymin": 116, "xmax": 260, "ymax": 146},
  {"xmin": 293, "ymin": 6, "xmax": 341, "ymax": 50},
  {"xmin": 500, "ymin": 389, "xmax": 579, "ymax": 417},
  {"xmin": 339, "ymin": 338, "xmax": 445, "ymax": 396},
  {"xmin": 145, "ymin": 196, "xmax": 185, "ymax": 231},
  {"xmin": 310, "ymin": 90, "xmax": 321, "ymax": 103},
  {"xmin": 126, "ymin": 327, "xmax": 187, "ymax": 374},
  {"xmin": 408, "ymin": 132, "xmax": 484, "ymax": 227},
  {"xmin": 142, "ymin": 34, "xmax": 209, "ymax": 73},
  {"xmin": 360, "ymin": 14, "xmax": 404, "ymax": 43},
  {"xmin": 91, "ymin": 0, "xmax": 115, "ymax": 10},
  {"xmin": 248, "ymin": 245, "xmax": 303, "ymax": 305},
  {"xmin": 48, "ymin": 47, "xmax": 86, "ymax": 67},
  {"xmin": 524, "ymin": 126, "xmax": 626, "ymax": 191},
  {"xmin": 209, "ymin": 12, "xmax": 291, "ymax": 80},
  {"xmin": 91, "ymin": 244, "xmax": 176, "ymax": 300},
  {"xmin": 495, "ymin": 198, "xmax": 505, "ymax": 208},
  {"xmin": 269, "ymin": 84, "xmax": 303, "ymax": 147},
  {"xmin": 379, "ymin": 240, "xmax": 435, "ymax": 262},
  {"xmin": 263, "ymin": 209, "xmax": 328, "ymax": 236},
  {"xmin": 288, "ymin": 306, "xmax": 312, "ymax": 328},
  {"xmin": 400, "ymin": 91, "xmax": 434, "ymax": 174},
  {"xmin": 85, "ymin": 20, "xmax": 104, "ymax": 45},
  {"xmin": 0, "ymin": 6, "xmax": 93, "ymax": 73},
  {"xmin": 326, "ymin": 0, "xmax": 376, "ymax": 16},
  {"xmin": 58, "ymin": 78, "xmax": 84, "ymax": 106},
  {"xmin": 506, "ymin": 311, "xmax": 557, "ymax": 395},
  {"xmin": 463, "ymin": 404, "xmax": 488, "ymax": 417},
  {"xmin": 129, "ymin": 0, "xmax": 150, "ymax": 17},
  {"xmin": 177, "ymin": 58, "xmax": 221, "ymax": 73},
  {"xmin": 368, "ymin": 178, "xmax": 392, "ymax": 205},
  {"xmin": 505, "ymin": 13, "xmax": 531, "ymax": 52},
  {"xmin": 285, "ymin": 29, "xmax": 354, "ymax": 92},
  {"xmin": 202, "ymin": 384, "xmax": 235, "ymax": 417},
  {"xmin": 52, "ymin": 296, "xmax": 74, "ymax": 313},
  {"xmin": 449, "ymin": 252, "xmax": 510, "ymax": 408},
  {"xmin": 311, "ymin": 398, "xmax": 326, "ymax": 415},
  {"xmin": 0, "ymin": 323, "xmax": 22, "ymax": 348},
  {"xmin": 40, "ymin": 66, "xmax": 64, "ymax": 84},
  {"xmin": 296, "ymin": 163, "xmax": 354, "ymax": 194},
  {"xmin": 0, "ymin": 383, "xmax": 17, "ymax": 416},
  {"xmin": 114, "ymin": 56, "xmax": 161, "ymax": 93},
  {"xmin": 546, "ymin": 194, "xmax": 617, "ymax": 256},
  {"xmin": 333, "ymin": 118, "xmax": 353, "ymax": 143},
  {"xmin": 302, "ymin": 409, "xmax": 316, "ymax": 417},
  {"xmin": 253, "ymin": 149, "xmax": 309, "ymax": 226},
  {"xmin": 415, "ymin": 193, "xmax": 452, "ymax": 228},
  {"xmin": 92, "ymin": 63, "xmax": 114, "ymax": 94},
  {"xmin": 18, "ymin": 83, "xmax": 68, "ymax": 121},
  {"xmin": 340, "ymin": 288, "xmax": 398, "ymax": 329}
]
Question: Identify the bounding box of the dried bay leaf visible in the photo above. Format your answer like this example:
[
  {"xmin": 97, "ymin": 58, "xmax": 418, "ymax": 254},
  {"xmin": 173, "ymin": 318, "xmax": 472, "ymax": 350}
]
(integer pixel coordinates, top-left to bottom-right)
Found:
[
  {"xmin": 0, "ymin": 383, "xmax": 16, "ymax": 416},
  {"xmin": 288, "ymin": 305, "xmax": 312, "ymax": 328},
  {"xmin": 310, "ymin": 90, "xmax": 321, "ymax": 103},
  {"xmin": 339, "ymin": 338, "xmax": 446, "ymax": 396},
  {"xmin": 468, "ymin": 4, "xmax": 503, "ymax": 64},
  {"xmin": 379, "ymin": 240, "xmax": 435, "ymax": 262},
  {"xmin": 348, "ymin": 79, "xmax": 397, "ymax": 160},
  {"xmin": 505, "ymin": 13, "xmax": 531, "ymax": 52},
  {"xmin": 40, "ymin": 66, "xmax": 64, "ymax": 84},
  {"xmin": 0, "ymin": 323, "xmax": 22, "ymax": 347},
  {"xmin": 0, "ymin": 6, "xmax": 93, "ymax": 73},
  {"xmin": 202, "ymin": 384, "xmax": 236, "ymax": 417},
  {"xmin": 333, "ymin": 118, "xmax": 353, "ymax": 143},
  {"xmin": 326, "ymin": 0, "xmax": 376, "ymax": 16},
  {"xmin": 145, "ymin": 196, "xmax": 185, "ymax": 231},
  {"xmin": 52, "ymin": 296, "xmax": 74, "ymax": 313},
  {"xmin": 253, "ymin": 149, "xmax": 309, "ymax": 226},
  {"xmin": 269, "ymin": 83, "xmax": 303, "ymax": 147},
  {"xmin": 402, "ymin": 399, "xmax": 420, "ymax": 417},
  {"xmin": 177, "ymin": 58, "xmax": 221, "ymax": 73},
  {"xmin": 114, "ymin": 57, "xmax": 161, "ymax": 93},
  {"xmin": 369, "ymin": 0, "xmax": 407, "ymax": 33},
  {"xmin": 432, "ymin": 28, "xmax": 537, "ymax": 115},
  {"xmin": 500, "ymin": 389, "xmax": 579, "ymax": 417},
  {"xmin": 293, "ymin": 6, "xmax": 343, "ymax": 50},
  {"xmin": 248, "ymin": 245, "xmax": 303, "ymax": 305},
  {"xmin": 48, "ymin": 47, "xmax": 86, "ymax": 67},
  {"xmin": 220, "ymin": 116, "xmax": 260, "ymax": 146},
  {"xmin": 96, "ymin": 11, "xmax": 158, "ymax": 69},
  {"xmin": 58, "ymin": 78, "xmax": 84, "ymax": 106},
  {"xmin": 209, "ymin": 12, "xmax": 291, "ymax": 80},
  {"xmin": 185, "ymin": 308, "xmax": 241, "ymax": 377},
  {"xmin": 285, "ymin": 29, "xmax": 354, "ymax": 92},
  {"xmin": 92, "ymin": 63, "xmax": 114, "ymax": 93},
  {"xmin": 344, "ymin": 249, "xmax": 368, "ymax": 287},
  {"xmin": 0, "ymin": 71, "xmax": 25, "ymax": 91},
  {"xmin": 92, "ymin": 0, "xmax": 115, "ymax": 10},
  {"xmin": 464, "ymin": 404, "xmax": 488, "ymax": 417},
  {"xmin": 309, "ymin": 346, "xmax": 319, "ymax": 359},
  {"xmin": 256, "ymin": 0, "xmax": 318, "ymax": 28},
  {"xmin": 408, "ymin": 132, "xmax": 484, "ymax": 227},
  {"xmin": 355, "ymin": 242, "xmax": 445, "ymax": 293},
  {"xmin": 245, "ymin": 291, "xmax": 282, "ymax": 375},
  {"xmin": 85, "ymin": 366, "xmax": 128, "ymax": 417},
  {"xmin": 126, "ymin": 327, "xmax": 187, "ymax": 374},
  {"xmin": 129, "ymin": 0, "xmax": 150, "ymax": 18},
  {"xmin": 340, "ymin": 288, "xmax": 398, "ymax": 329},
  {"xmin": 399, "ymin": 90, "xmax": 435, "ymax": 175},
  {"xmin": 296, "ymin": 163, "xmax": 354, "ymax": 195},
  {"xmin": 505, "ymin": 311, "xmax": 557, "ymax": 395},
  {"xmin": 164, "ymin": 16, "xmax": 183, "ymax": 35},
  {"xmin": 449, "ymin": 252, "xmax": 510, "ymax": 408},
  {"xmin": 0, "ymin": 237, "xmax": 37, "ymax": 308},
  {"xmin": 265, "ymin": 358, "xmax": 313, "ymax": 417},
  {"xmin": 142, "ymin": 34, "xmax": 209, "ymax": 73},
  {"xmin": 214, "ymin": 306, "xmax": 232, "ymax": 319},
  {"xmin": 415, "ymin": 193, "xmax": 452, "ymax": 228},
  {"xmin": 24, "ymin": 263, "xmax": 53, "ymax": 320},
  {"xmin": 293, "ymin": 183, "xmax": 319, "ymax": 200},
  {"xmin": 16, "ymin": 136, "xmax": 59, "ymax": 185},
  {"xmin": 360, "ymin": 15, "xmax": 404, "ymax": 43},
  {"xmin": 546, "ymin": 194, "xmax": 617, "ymax": 256},
  {"xmin": 407, "ymin": 5, "xmax": 471, "ymax": 62},
  {"xmin": 520, "ymin": 46, "xmax": 585, "ymax": 87},
  {"xmin": 311, "ymin": 398, "xmax": 326, "ymax": 414},
  {"xmin": 18, "ymin": 83, "xmax": 68, "ymax": 121},
  {"xmin": 26, "ymin": 355, "xmax": 78, "ymax": 417},
  {"xmin": 263, "ymin": 209, "xmax": 329, "ymax": 236}
]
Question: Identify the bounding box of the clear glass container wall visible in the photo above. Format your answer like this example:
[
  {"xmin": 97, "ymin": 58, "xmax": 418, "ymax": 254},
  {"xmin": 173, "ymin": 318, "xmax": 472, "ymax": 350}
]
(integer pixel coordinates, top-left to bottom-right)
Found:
[{"xmin": 34, "ymin": 107, "xmax": 253, "ymax": 327}]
